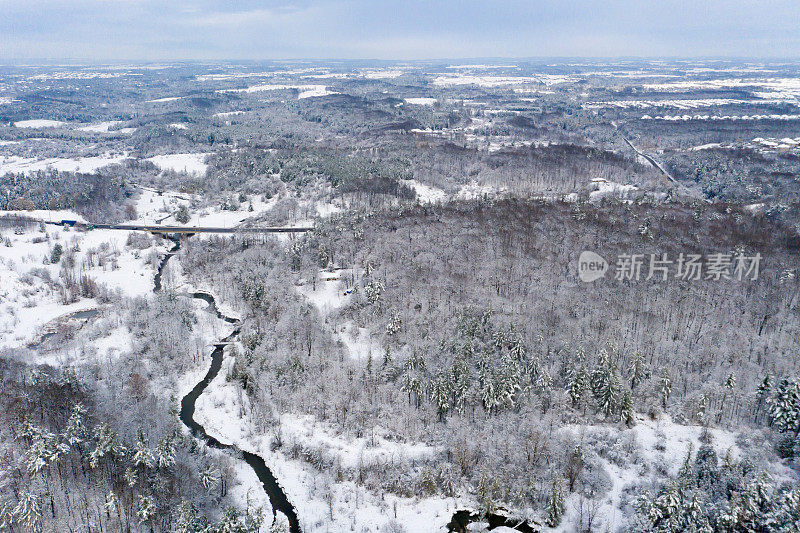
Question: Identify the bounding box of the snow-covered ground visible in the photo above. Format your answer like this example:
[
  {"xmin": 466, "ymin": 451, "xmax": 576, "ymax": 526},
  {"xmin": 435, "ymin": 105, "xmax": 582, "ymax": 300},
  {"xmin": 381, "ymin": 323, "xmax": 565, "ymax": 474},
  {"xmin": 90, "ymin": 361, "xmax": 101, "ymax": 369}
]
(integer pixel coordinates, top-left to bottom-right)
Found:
[
  {"xmin": 589, "ymin": 181, "xmax": 639, "ymax": 202},
  {"xmin": 585, "ymin": 98, "xmax": 789, "ymax": 109},
  {"xmin": 296, "ymin": 269, "xmax": 354, "ymax": 315},
  {"xmin": 130, "ymin": 186, "xmax": 288, "ymax": 229},
  {"xmin": 404, "ymin": 97, "xmax": 438, "ymax": 106},
  {"xmin": 194, "ymin": 347, "xmax": 463, "ymax": 533},
  {"xmin": 752, "ymin": 136, "xmax": 800, "ymax": 150},
  {"xmin": 554, "ymin": 415, "xmax": 790, "ymax": 533},
  {"xmin": 360, "ymin": 68, "xmax": 405, "ymax": 79},
  {"xmin": 13, "ymin": 119, "xmax": 66, "ymax": 128},
  {"xmin": 213, "ymin": 111, "xmax": 247, "ymax": 118},
  {"xmin": 146, "ymin": 96, "xmax": 183, "ymax": 103},
  {"xmin": 456, "ymin": 182, "xmax": 504, "ymax": 200},
  {"xmin": 642, "ymin": 77, "xmax": 800, "ymax": 102},
  {"xmin": 641, "ymin": 113, "xmax": 800, "ymax": 121},
  {"xmin": 145, "ymin": 153, "xmax": 210, "ymax": 176},
  {"xmin": 218, "ymin": 84, "xmax": 337, "ymax": 99},
  {"xmin": 433, "ymin": 74, "xmax": 577, "ymax": 87},
  {"xmin": 0, "ymin": 153, "xmax": 128, "ymax": 176},
  {"xmin": 77, "ymin": 120, "xmax": 124, "ymax": 132},
  {"xmin": 0, "ymin": 216, "xmax": 167, "ymax": 350},
  {"xmin": 401, "ymin": 179, "xmax": 447, "ymax": 203}
]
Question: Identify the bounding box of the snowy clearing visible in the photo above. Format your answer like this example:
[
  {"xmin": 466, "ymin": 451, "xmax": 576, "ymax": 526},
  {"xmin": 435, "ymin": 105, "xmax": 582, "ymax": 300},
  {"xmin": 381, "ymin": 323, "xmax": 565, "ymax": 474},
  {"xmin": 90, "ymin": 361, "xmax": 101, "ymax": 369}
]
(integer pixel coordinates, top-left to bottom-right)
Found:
[
  {"xmin": 404, "ymin": 97, "xmax": 438, "ymax": 106},
  {"xmin": 0, "ymin": 153, "xmax": 129, "ymax": 176},
  {"xmin": 145, "ymin": 153, "xmax": 210, "ymax": 176},
  {"xmin": 217, "ymin": 84, "xmax": 337, "ymax": 99},
  {"xmin": 401, "ymin": 179, "xmax": 447, "ymax": 203},
  {"xmin": 13, "ymin": 119, "xmax": 66, "ymax": 128}
]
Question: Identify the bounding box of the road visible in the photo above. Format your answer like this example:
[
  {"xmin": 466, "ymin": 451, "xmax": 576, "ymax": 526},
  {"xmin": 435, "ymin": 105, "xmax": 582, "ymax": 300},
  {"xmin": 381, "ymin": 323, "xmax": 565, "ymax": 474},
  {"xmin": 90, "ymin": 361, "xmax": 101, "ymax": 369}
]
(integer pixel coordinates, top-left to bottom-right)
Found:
[
  {"xmin": 87, "ymin": 222, "xmax": 313, "ymax": 234},
  {"xmin": 619, "ymin": 135, "xmax": 677, "ymax": 183},
  {"xmin": 37, "ymin": 219, "xmax": 313, "ymax": 234}
]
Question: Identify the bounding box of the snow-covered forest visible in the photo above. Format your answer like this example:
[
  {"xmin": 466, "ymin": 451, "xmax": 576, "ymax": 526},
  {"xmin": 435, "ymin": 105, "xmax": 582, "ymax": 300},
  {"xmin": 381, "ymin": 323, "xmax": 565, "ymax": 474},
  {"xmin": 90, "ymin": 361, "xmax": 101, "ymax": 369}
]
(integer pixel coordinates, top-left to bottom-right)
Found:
[{"xmin": 1, "ymin": 59, "xmax": 800, "ymax": 532}]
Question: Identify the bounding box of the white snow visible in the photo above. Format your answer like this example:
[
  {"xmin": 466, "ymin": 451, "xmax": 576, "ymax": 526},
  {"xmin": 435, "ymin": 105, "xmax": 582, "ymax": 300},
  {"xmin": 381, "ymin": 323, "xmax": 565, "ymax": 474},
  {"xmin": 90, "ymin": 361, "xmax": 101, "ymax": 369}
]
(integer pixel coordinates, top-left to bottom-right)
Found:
[
  {"xmin": 314, "ymin": 200, "xmax": 342, "ymax": 218},
  {"xmin": 0, "ymin": 153, "xmax": 128, "ymax": 176},
  {"xmin": 145, "ymin": 153, "xmax": 209, "ymax": 176},
  {"xmin": 401, "ymin": 179, "xmax": 447, "ymax": 204},
  {"xmin": 193, "ymin": 346, "xmax": 462, "ymax": 533},
  {"xmin": 296, "ymin": 271, "xmax": 351, "ymax": 316},
  {"xmin": 642, "ymin": 113, "xmax": 800, "ymax": 121},
  {"xmin": 456, "ymin": 182, "xmax": 501, "ymax": 200},
  {"xmin": 589, "ymin": 181, "xmax": 639, "ymax": 202},
  {"xmin": 558, "ymin": 415, "xmax": 745, "ymax": 533},
  {"xmin": 213, "ymin": 111, "xmax": 246, "ymax": 118},
  {"xmin": 146, "ymin": 96, "xmax": 183, "ymax": 103},
  {"xmin": 446, "ymin": 64, "xmax": 517, "ymax": 69},
  {"xmin": 217, "ymin": 84, "xmax": 337, "ymax": 99},
  {"xmin": 77, "ymin": 121, "xmax": 124, "ymax": 133},
  {"xmin": 0, "ymin": 221, "xmax": 166, "ymax": 349},
  {"xmin": 404, "ymin": 97, "xmax": 438, "ymax": 106},
  {"xmin": 360, "ymin": 68, "xmax": 404, "ymax": 79},
  {"xmin": 688, "ymin": 143, "xmax": 723, "ymax": 151},
  {"xmin": 585, "ymin": 98, "xmax": 788, "ymax": 110},
  {"xmin": 433, "ymin": 74, "xmax": 577, "ymax": 87},
  {"xmin": 335, "ymin": 321, "xmax": 375, "ymax": 361},
  {"xmin": 14, "ymin": 119, "xmax": 66, "ymax": 128}
]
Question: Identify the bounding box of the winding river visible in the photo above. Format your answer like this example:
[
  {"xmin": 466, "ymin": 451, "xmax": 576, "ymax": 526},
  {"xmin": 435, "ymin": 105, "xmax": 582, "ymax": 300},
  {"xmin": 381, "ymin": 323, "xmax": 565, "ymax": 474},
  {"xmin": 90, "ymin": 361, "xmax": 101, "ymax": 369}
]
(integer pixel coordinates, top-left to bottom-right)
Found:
[
  {"xmin": 155, "ymin": 238, "xmax": 536, "ymax": 533},
  {"xmin": 154, "ymin": 239, "xmax": 301, "ymax": 533}
]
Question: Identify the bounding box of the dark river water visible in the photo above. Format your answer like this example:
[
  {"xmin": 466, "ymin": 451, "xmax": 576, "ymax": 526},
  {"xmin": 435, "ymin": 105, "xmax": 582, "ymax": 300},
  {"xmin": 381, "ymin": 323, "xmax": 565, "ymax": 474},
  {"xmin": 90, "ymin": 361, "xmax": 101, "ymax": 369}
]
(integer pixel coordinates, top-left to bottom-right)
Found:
[
  {"xmin": 155, "ymin": 238, "xmax": 536, "ymax": 533},
  {"xmin": 154, "ymin": 239, "xmax": 301, "ymax": 533}
]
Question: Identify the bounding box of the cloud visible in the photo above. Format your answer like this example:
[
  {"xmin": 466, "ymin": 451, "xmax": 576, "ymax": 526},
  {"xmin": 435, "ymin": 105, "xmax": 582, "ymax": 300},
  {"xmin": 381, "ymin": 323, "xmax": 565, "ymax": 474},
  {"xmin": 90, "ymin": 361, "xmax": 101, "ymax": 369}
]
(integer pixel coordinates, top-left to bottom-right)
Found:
[{"xmin": 0, "ymin": 0, "xmax": 799, "ymax": 60}]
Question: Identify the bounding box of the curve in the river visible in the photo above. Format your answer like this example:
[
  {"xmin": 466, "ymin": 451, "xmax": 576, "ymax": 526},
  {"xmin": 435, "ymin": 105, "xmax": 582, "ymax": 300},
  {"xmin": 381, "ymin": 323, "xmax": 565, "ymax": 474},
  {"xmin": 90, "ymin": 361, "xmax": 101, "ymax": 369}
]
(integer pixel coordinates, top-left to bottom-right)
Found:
[{"xmin": 154, "ymin": 238, "xmax": 301, "ymax": 533}]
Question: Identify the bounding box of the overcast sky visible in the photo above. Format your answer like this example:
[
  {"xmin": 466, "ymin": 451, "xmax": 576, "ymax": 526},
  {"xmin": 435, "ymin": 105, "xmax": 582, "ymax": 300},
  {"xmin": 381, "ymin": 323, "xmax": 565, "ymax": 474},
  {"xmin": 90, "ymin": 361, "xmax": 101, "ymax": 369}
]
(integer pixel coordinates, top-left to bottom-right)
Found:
[{"xmin": 2, "ymin": 0, "xmax": 799, "ymax": 61}]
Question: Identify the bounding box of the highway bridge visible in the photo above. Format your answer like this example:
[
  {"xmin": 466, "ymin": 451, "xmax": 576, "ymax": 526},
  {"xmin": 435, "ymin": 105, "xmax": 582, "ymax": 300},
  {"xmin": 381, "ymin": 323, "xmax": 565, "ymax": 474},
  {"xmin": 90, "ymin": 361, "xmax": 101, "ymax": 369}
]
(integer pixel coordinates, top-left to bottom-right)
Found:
[
  {"xmin": 1, "ymin": 215, "xmax": 312, "ymax": 234},
  {"xmin": 83, "ymin": 222, "xmax": 313, "ymax": 234}
]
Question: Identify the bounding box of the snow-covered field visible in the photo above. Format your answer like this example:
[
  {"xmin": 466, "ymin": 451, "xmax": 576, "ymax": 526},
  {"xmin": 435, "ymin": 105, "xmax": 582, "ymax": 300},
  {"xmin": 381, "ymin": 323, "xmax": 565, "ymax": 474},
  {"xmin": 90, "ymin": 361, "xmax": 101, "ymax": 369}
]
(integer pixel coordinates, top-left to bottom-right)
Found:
[
  {"xmin": 641, "ymin": 113, "xmax": 800, "ymax": 121},
  {"xmin": 130, "ymin": 186, "xmax": 286, "ymax": 229},
  {"xmin": 404, "ymin": 97, "xmax": 438, "ymax": 106},
  {"xmin": 146, "ymin": 96, "xmax": 183, "ymax": 103},
  {"xmin": 218, "ymin": 84, "xmax": 337, "ymax": 99},
  {"xmin": 77, "ymin": 120, "xmax": 124, "ymax": 133},
  {"xmin": 194, "ymin": 348, "xmax": 462, "ymax": 533},
  {"xmin": 555, "ymin": 416, "xmax": 791, "ymax": 533},
  {"xmin": 213, "ymin": 111, "xmax": 247, "ymax": 118},
  {"xmin": 401, "ymin": 179, "xmax": 447, "ymax": 203},
  {"xmin": 433, "ymin": 74, "xmax": 577, "ymax": 87},
  {"xmin": 643, "ymin": 77, "xmax": 800, "ymax": 101},
  {"xmin": 145, "ymin": 153, "xmax": 210, "ymax": 176},
  {"xmin": 586, "ymin": 98, "xmax": 789, "ymax": 109},
  {"xmin": 752, "ymin": 136, "xmax": 800, "ymax": 150},
  {"xmin": 589, "ymin": 181, "xmax": 639, "ymax": 202},
  {"xmin": 0, "ymin": 153, "xmax": 128, "ymax": 176},
  {"xmin": 360, "ymin": 68, "xmax": 404, "ymax": 79},
  {"xmin": 0, "ymin": 216, "xmax": 166, "ymax": 350},
  {"xmin": 13, "ymin": 119, "xmax": 66, "ymax": 128}
]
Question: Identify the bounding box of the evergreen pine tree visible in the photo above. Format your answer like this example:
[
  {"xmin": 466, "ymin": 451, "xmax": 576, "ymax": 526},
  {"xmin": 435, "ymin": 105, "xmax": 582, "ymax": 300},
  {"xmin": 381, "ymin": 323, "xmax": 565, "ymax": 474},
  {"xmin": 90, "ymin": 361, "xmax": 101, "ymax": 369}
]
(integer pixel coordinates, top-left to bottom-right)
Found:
[
  {"xmin": 544, "ymin": 479, "xmax": 565, "ymax": 528},
  {"xmin": 628, "ymin": 352, "xmax": 649, "ymax": 391},
  {"xmin": 592, "ymin": 350, "xmax": 620, "ymax": 417},
  {"xmin": 660, "ymin": 370, "xmax": 672, "ymax": 410},
  {"xmin": 620, "ymin": 390, "xmax": 635, "ymax": 426},
  {"xmin": 768, "ymin": 378, "xmax": 800, "ymax": 437}
]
